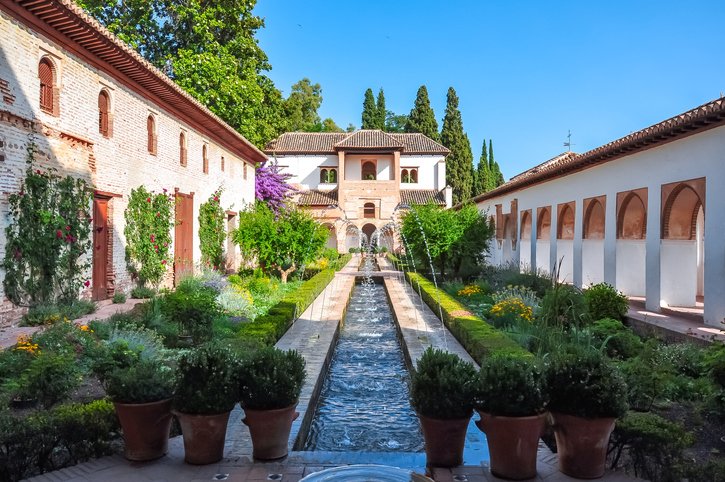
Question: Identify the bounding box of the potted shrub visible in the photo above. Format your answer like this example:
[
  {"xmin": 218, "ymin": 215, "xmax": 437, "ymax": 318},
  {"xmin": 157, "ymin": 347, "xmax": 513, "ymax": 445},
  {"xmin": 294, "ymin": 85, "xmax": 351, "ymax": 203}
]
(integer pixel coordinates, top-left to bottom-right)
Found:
[
  {"xmin": 475, "ymin": 355, "xmax": 548, "ymax": 480},
  {"xmin": 173, "ymin": 343, "xmax": 239, "ymax": 464},
  {"xmin": 410, "ymin": 347, "xmax": 477, "ymax": 467},
  {"xmin": 238, "ymin": 347, "xmax": 306, "ymax": 460},
  {"xmin": 545, "ymin": 348, "xmax": 628, "ymax": 479},
  {"xmin": 92, "ymin": 330, "xmax": 174, "ymax": 461}
]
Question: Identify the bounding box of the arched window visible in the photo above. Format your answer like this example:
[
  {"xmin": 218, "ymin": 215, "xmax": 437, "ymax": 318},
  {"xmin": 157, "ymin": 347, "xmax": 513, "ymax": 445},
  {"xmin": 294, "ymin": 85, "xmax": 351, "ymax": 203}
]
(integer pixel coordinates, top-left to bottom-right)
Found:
[
  {"xmin": 583, "ymin": 199, "xmax": 605, "ymax": 239},
  {"xmin": 38, "ymin": 58, "xmax": 57, "ymax": 115},
  {"xmin": 361, "ymin": 161, "xmax": 376, "ymax": 180},
  {"xmin": 618, "ymin": 192, "xmax": 646, "ymax": 239},
  {"xmin": 179, "ymin": 132, "xmax": 187, "ymax": 166},
  {"xmin": 98, "ymin": 90, "xmax": 111, "ymax": 137},
  {"xmin": 401, "ymin": 169, "xmax": 409, "ymax": 183},
  {"xmin": 557, "ymin": 204, "xmax": 575, "ymax": 240},
  {"xmin": 411, "ymin": 169, "xmax": 418, "ymax": 183},
  {"xmin": 320, "ymin": 168, "xmax": 328, "ymax": 183},
  {"xmin": 202, "ymin": 144, "xmax": 209, "ymax": 174},
  {"xmin": 221, "ymin": 156, "xmax": 225, "ymax": 172},
  {"xmin": 146, "ymin": 115, "xmax": 157, "ymax": 154},
  {"xmin": 329, "ymin": 169, "xmax": 337, "ymax": 183},
  {"xmin": 363, "ymin": 202, "xmax": 376, "ymax": 219}
]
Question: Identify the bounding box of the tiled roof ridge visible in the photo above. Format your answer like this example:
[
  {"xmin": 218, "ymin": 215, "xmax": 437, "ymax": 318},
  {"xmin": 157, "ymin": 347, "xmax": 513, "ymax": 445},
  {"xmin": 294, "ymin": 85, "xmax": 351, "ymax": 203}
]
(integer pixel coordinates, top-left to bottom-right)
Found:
[
  {"xmin": 333, "ymin": 129, "xmax": 405, "ymax": 149},
  {"xmin": 265, "ymin": 130, "xmax": 449, "ymax": 155},
  {"xmin": 468, "ymin": 96, "xmax": 725, "ymax": 205}
]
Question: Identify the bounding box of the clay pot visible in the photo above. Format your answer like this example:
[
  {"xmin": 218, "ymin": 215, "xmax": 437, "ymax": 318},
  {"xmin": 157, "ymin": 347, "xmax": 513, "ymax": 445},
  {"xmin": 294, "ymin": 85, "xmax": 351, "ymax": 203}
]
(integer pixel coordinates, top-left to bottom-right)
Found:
[
  {"xmin": 242, "ymin": 404, "xmax": 299, "ymax": 460},
  {"xmin": 174, "ymin": 410, "xmax": 231, "ymax": 465},
  {"xmin": 476, "ymin": 411, "xmax": 547, "ymax": 480},
  {"xmin": 550, "ymin": 412, "xmax": 616, "ymax": 479},
  {"xmin": 114, "ymin": 399, "xmax": 173, "ymax": 461},
  {"xmin": 418, "ymin": 414, "xmax": 471, "ymax": 467}
]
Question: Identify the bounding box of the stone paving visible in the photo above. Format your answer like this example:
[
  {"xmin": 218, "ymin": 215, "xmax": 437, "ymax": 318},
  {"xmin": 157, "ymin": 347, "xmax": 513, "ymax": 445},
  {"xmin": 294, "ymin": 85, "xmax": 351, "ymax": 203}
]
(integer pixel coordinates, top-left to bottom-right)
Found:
[{"xmin": 25, "ymin": 257, "xmax": 639, "ymax": 481}]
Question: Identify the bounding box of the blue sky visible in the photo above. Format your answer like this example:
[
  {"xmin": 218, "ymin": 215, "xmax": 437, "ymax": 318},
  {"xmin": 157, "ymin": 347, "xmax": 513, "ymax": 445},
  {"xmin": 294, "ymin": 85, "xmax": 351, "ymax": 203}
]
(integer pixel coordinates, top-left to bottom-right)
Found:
[{"xmin": 254, "ymin": 1, "xmax": 725, "ymax": 179}]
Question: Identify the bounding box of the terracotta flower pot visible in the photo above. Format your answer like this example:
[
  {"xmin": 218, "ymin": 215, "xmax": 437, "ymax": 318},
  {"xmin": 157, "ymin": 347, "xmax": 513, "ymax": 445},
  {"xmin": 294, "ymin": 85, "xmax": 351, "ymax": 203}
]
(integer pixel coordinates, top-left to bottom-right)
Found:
[
  {"xmin": 550, "ymin": 412, "xmax": 616, "ymax": 479},
  {"xmin": 476, "ymin": 411, "xmax": 547, "ymax": 480},
  {"xmin": 242, "ymin": 404, "xmax": 299, "ymax": 460},
  {"xmin": 418, "ymin": 414, "xmax": 471, "ymax": 467},
  {"xmin": 114, "ymin": 399, "xmax": 173, "ymax": 461},
  {"xmin": 174, "ymin": 410, "xmax": 231, "ymax": 465}
]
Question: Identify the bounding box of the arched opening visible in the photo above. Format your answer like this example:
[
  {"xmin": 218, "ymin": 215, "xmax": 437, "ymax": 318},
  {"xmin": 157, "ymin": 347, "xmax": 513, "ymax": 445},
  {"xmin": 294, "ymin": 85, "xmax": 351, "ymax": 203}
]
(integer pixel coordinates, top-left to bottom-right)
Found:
[
  {"xmin": 179, "ymin": 132, "xmax": 187, "ymax": 166},
  {"xmin": 362, "ymin": 223, "xmax": 377, "ymax": 247},
  {"xmin": 320, "ymin": 169, "xmax": 328, "ymax": 183},
  {"xmin": 535, "ymin": 207, "xmax": 551, "ymax": 275},
  {"xmin": 323, "ymin": 223, "xmax": 337, "ymax": 251},
  {"xmin": 38, "ymin": 57, "xmax": 56, "ymax": 114},
  {"xmin": 361, "ymin": 161, "xmax": 376, "ymax": 180},
  {"xmin": 363, "ymin": 202, "xmax": 376, "ymax": 219},
  {"xmin": 329, "ymin": 169, "xmax": 337, "ymax": 183},
  {"xmin": 557, "ymin": 204, "xmax": 575, "ymax": 240},
  {"xmin": 411, "ymin": 169, "xmax": 418, "ymax": 183},
  {"xmin": 520, "ymin": 211, "xmax": 532, "ymax": 240},
  {"xmin": 662, "ymin": 185, "xmax": 702, "ymax": 240},
  {"xmin": 519, "ymin": 210, "xmax": 533, "ymax": 271},
  {"xmin": 536, "ymin": 208, "xmax": 551, "ymax": 239},
  {"xmin": 583, "ymin": 199, "xmax": 605, "ymax": 239},
  {"xmin": 146, "ymin": 115, "xmax": 157, "ymax": 154},
  {"xmin": 401, "ymin": 169, "xmax": 409, "ymax": 183},
  {"xmin": 617, "ymin": 193, "xmax": 646, "ymax": 239},
  {"xmin": 98, "ymin": 90, "xmax": 110, "ymax": 137},
  {"xmin": 616, "ymin": 190, "xmax": 647, "ymax": 296},
  {"xmin": 582, "ymin": 198, "xmax": 605, "ymax": 286},
  {"xmin": 556, "ymin": 203, "xmax": 575, "ymax": 283}
]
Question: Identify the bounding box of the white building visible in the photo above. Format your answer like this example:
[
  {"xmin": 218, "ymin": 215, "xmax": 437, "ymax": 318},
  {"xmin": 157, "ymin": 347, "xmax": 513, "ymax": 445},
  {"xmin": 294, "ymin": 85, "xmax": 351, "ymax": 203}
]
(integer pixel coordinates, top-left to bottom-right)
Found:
[{"xmin": 472, "ymin": 97, "xmax": 725, "ymax": 327}]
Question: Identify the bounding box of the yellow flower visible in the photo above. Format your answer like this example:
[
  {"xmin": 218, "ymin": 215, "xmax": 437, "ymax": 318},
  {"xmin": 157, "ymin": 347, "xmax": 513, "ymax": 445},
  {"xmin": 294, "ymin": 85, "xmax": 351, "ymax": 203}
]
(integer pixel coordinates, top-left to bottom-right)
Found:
[
  {"xmin": 489, "ymin": 297, "xmax": 534, "ymax": 322},
  {"xmin": 457, "ymin": 284, "xmax": 483, "ymax": 297}
]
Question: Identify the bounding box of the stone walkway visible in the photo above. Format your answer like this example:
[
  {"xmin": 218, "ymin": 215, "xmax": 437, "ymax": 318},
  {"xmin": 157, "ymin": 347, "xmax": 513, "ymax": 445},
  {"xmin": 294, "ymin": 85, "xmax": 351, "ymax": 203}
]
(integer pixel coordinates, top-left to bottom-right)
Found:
[{"xmin": 25, "ymin": 258, "xmax": 638, "ymax": 481}]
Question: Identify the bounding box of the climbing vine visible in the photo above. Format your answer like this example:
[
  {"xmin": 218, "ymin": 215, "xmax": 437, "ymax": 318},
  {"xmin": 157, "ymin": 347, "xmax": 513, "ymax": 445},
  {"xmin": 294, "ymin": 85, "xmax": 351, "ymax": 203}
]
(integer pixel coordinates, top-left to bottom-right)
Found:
[
  {"xmin": 2, "ymin": 138, "xmax": 93, "ymax": 306},
  {"xmin": 198, "ymin": 188, "xmax": 226, "ymax": 270},
  {"xmin": 124, "ymin": 186, "xmax": 174, "ymax": 288}
]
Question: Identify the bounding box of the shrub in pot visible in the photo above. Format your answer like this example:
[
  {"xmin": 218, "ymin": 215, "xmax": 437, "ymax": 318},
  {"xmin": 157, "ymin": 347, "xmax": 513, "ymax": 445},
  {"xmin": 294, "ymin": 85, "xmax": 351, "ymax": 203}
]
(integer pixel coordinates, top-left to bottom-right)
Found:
[
  {"xmin": 238, "ymin": 347, "xmax": 306, "ymax": 460},
  {"xmin": 410, "ymin": 347, "xmax": 477, "ymax": 467},
  {"xmin": 173, "ymin": 343, "xmax": 239, "ymax": 464},
  {"xmin": 476, "ymin": 355, "xmax": 547, "ymax": 479},
  {"xmin": 545, "ymin": 348, "xmax": 628, "ymax": 479}
]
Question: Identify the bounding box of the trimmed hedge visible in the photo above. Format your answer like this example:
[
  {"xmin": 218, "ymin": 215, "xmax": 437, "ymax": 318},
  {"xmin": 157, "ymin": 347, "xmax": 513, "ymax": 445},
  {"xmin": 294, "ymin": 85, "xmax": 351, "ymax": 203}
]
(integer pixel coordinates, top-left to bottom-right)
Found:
[
  {"xmin": 405, "ymin": 271, "xmax": 529, "ymax": 364},
  {"xmin": 238, "ymin": 254, "xmax": 351, "ymax": 346}
]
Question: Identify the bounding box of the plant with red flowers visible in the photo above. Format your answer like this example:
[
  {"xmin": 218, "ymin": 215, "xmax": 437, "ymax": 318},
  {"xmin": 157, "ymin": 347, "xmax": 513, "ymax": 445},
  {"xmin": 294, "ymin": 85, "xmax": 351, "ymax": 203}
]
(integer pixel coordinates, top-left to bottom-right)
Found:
[
  {"xmin": 124, "ymin": 186, "xmax": 174, "ymax": 288},
  {"xmin": 2, "ymin": 137, "xmax": 93, "ymax": 306},
  {"xmin": 198, "ymin": 187, "xmax": 226, "ymax": 271}
]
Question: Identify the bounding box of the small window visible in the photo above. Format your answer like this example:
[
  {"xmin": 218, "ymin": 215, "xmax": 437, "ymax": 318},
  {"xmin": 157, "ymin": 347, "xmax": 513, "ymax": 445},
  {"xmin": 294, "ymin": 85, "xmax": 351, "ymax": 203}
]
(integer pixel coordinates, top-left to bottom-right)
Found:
[
  {"xmin": 38, "ymin": 58, "xmax": 57, "ymax": 115},
  {"xmin": 402, "ymin": 168, "xmax": 418, "ymax": 183},
  {"xmin": 320, "ymin": 168, "xmax": 338, "ymax": 184},
  {"xmin": 179, "ymin": 132, "xmax": 187, "ymax": 166},
  {"xmin": 146, "ymin": 115, "xmax": 157, "ymax": 154},
  {"xmin": 243, "ymin": 163, "xmax": 248, "ymax": 180},
  {"xmin": 364, "ymin": 202, "xmax": 375, "ymax": 219},
  {"xmin": 361, "ymin": 161, "xmax": 376, "ymax": 180},
  {"xmin": 202, "ymin": 144, "xmax": 209, "ymax": 174},
  {"xmin": 98, "ymin": 90, "xmax": 110, "ymax": 137},
  {"xmin": 221, "ymin": 156, "xmax": 225, "ymax": 172}
]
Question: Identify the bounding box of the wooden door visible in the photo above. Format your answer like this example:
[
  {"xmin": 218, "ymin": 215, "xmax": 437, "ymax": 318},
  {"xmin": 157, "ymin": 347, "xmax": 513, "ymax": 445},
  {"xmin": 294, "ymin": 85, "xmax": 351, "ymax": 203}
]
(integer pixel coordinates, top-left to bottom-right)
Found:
[
  {"xmin": 174, "ymin": 192, "xmax": 194, "ymax": 284},
  {"xmin": 92, "ymin": 196, "xmax": 109, "ymax": 300}
]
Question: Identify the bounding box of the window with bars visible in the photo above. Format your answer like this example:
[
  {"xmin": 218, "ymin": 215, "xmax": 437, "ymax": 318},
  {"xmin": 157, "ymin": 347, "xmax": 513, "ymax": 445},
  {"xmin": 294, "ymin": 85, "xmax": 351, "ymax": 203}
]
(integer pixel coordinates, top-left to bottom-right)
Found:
[
  {"xmin": 147, "ymin": 115, "xmax": 157, "ymax": 154},
  {"xmin": 202, "ymin": 144, "xmax": 209, "ymax": 174},
  {"xmin": 38, "ymin": 58, "xmax": 56, "ymax": 115},
  {"xmin": 98, "ymin": 90, "xmax": 110, "ymax": 137},
  {"xmin": 179, "ymin": 132, "xmax": 187, "ymax": 166}
]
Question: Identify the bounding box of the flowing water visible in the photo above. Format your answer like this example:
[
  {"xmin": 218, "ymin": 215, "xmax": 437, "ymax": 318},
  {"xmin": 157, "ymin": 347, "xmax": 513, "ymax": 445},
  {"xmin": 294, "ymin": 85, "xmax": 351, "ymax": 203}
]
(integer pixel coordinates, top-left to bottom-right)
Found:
[{"xmin": 304, "ymin": 281, "xmax": 424, "ymax": 452}]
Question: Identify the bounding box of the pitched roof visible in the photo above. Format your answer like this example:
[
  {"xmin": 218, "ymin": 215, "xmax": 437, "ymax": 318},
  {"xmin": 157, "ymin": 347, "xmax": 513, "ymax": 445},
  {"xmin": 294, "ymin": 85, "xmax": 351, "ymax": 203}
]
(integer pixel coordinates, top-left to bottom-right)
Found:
[
  {"xmin": 265, "ymin": 130, "xmax": 449, "ymax": 155},
  {"xmin": 467, "ymin": 96, "xmax": 725, "ymax": 206},
  {"xmin": 1, "ymin": 0, "xmax": 266, "ymax": 165},
  {"xmin": 401, "ymin": 189, "xmax": 447, "ymax": 206},
  {"xmin": 296, "ymin": 189, "xmax": 338, "ymax": 206}
]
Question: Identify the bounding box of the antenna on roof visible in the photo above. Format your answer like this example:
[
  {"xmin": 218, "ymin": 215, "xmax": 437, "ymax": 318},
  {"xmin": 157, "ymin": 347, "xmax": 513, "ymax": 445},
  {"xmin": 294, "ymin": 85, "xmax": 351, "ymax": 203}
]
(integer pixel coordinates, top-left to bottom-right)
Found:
[{"xmin": 564, "ymin": 130, "xmax": 574, "ymax": 152}]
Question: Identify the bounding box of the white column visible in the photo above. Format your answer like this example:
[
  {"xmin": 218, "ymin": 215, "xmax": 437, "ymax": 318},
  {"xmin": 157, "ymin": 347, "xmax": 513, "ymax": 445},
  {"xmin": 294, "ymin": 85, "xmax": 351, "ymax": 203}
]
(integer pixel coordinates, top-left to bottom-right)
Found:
[
  {"xmin": 604, "ymin": 193, "xmax": 617, "ymax": 286},
  {"xmin": 704, "ymin": 177, "xmax": 725, "ymax": 326},
  {"xmin": 549, "ymin": 207, "xmax": 558, "ymax": 276},
  {"xmin": 573, "ymin": 199, "xmax": 583, "ymax": 288},
  {"xmin": 530, "ymin": 209, "xmax": 538, "ymax": 272},
  {"xmin": 645, "ymin": 186, "xmax": 661, "ymax": 312}
]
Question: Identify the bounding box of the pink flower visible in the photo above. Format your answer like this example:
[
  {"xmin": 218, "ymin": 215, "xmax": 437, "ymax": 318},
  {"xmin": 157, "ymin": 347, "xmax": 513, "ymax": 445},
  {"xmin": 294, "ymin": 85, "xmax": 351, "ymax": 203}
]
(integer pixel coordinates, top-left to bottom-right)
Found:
[
  {"xmin": 36, "ymin": 169, "xmax": 42, "ymax": 174},
  {"xmin": 155, "ymin": 212, "xmax": 160, "ymax": 217},
  {"xmin": 163, "ymin": 188, "xmax": 167, "ymax": 193},
  {"xmin": 56, "ymin": 230, "xmax": 63, "ymax": 239},
  {"xmin": 214, "ymin": 196, "xmax": 219, "ymax": 202},
  {"xmin": 150, "ymin": 234, "xmax": 155, "ymax": 242},
  {"xmin": 65, "ymin": 225, "xmax": 71, "ymax": 231},
  {"xmin": 84, "ymin": 280, "xmax": 90, "ymax": 287},
  {"xmin": 161, "ymin": 260, "xmax": 167, "ymax": 265},
  {"xmin": 146, "ymin": 197, "xmax": 151, "ymax": 203}
]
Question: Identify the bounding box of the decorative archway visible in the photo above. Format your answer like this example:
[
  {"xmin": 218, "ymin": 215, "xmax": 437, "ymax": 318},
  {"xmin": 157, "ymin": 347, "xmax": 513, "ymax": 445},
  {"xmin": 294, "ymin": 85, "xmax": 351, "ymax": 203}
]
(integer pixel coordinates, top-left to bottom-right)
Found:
[
  {"xmin": 361, "ymin": 223, "xmax": 377, "ymax": 247},
  {"xmin": 615, "ymin": 188, "xmax": 647, "ymax": 296},
  {"xmin": 535, "ymin": 207, "xmax": 552, "ymax": 275},
  {"xmin": 582, "ymin": 196, "xmax": 605, "ymax": 286},
  {"xmin": 617, "ymin": 191, "xmax": 647, "ymax": 239},
  {"xmin": 557, "ymin": 203, "xmax": 575, "ymax": 240},
  {"xmin": 536, "ymin": 207, "xmax": 551, "ymax": 240},
  {"xmin": 323, "ymin": 223, "xmax": 337, "ymax": 251},
  {"xmin": 583, "ymin": 198, "xmax": 605, "ymax": 239},
  {"xmin": 361, "ymin": 161, "xmax": 376, "ymax": 180},
  {"xmin": 520, "ymin": 211, "xmax": 532, "ymax": 241}
]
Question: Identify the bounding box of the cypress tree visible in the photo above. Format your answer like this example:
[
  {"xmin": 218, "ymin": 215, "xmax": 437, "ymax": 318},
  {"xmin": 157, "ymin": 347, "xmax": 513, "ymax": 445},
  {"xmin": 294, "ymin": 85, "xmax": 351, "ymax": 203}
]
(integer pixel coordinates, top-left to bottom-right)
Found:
[
  {"xmin": 474, "ymin": 140, "xmax": 491, "ymax": 196},
  {"xmin": 488, "ymin": 140, "xmax": 504, "ymax": 187},
  {"xmin": 361, "ymin": 88, "xmax": 376, "ymax": 129},
  {"xmin": 376, "ymin": 88, "xmax": 386, "ymax": 130},
  {"xmin": 440, "ymin": 87, "xmax": 474, "ymax": 205},
  {"xmin": 405, "ymin": 85, "xmax": 440, "ymax": 142}
]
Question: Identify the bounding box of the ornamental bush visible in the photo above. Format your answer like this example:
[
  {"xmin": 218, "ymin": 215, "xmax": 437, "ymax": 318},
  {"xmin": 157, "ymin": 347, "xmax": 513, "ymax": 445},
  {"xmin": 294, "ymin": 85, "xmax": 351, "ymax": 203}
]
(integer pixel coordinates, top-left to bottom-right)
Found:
[
  {"xmin": 124, "ymin": 186, "xmax": 174, "ymax": 288},
  {"xmin": 2, "ymin": 139, "xmax": 93, "ymax": 306},
  {"xmin": 198, "ymin": 188, "xmax": 226, "ymax": 270},
  {"xmin": 584, "ymin": 282, "xmax": 629, "ymax": 321}
]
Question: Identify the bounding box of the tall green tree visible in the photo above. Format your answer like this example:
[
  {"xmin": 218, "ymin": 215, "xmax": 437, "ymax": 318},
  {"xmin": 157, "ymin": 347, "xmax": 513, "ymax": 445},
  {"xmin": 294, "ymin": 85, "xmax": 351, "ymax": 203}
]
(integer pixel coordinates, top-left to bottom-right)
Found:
[
  {"xmin": 283, "ymin": 78, "xmax": 322, "ymax": 132},
  {"xmin": 487, "ymin": 140, "xmax": 504, "ymax": 188},
  {"xmin": 77, "ymin": 0, "xmax": 285, "ymax": 148},
  {"xmin": 361, "ymin": 88, "xmax": 377, "ymax": 129},
  {"xmin": 385, "ymin": 111, "xmax": 409, "ymax": 133},
  {"xmin": 441, "ymin": 87, "xmax": 474, "ymax": 205},
  {"xmin": 473, "ymin": 140, "xmax": 491, "ymax": 197},
  {"xmin": 375, "ymin": 88, "xmax": 387, "ymax": 130},
  {"xmin": 405, "ymin": 85, "xmax": 439, "ymax": 142}
]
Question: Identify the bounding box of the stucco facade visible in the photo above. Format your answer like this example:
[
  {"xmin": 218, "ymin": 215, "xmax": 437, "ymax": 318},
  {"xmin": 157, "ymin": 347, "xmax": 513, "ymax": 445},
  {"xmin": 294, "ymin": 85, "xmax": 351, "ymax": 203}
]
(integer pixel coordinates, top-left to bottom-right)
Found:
[
  {"xmin": 473, "ymin": 98, "xmax": 725, "ymax": 326},
  {"xmin": 0, "ymin": 2, "xmax": 265, "ymax": 323}
]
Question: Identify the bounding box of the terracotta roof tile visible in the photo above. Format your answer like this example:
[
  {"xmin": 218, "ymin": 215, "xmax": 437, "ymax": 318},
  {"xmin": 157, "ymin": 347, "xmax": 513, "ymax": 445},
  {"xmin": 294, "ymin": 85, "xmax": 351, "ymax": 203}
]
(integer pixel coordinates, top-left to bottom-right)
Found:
[
  {"xmin": 265, "ymin": 130, "xmax": 449, "ymax": 155},
  {"xmin": 400, "ymin": 189, "xmax": 447, "ymax": 206},
  {"xmin": 296, "ymin": 189, "xmax": 338, "ymax": 206},
  {"xmin": 468, "ymin": 96, "xmax": 725, "ymax": 206}
]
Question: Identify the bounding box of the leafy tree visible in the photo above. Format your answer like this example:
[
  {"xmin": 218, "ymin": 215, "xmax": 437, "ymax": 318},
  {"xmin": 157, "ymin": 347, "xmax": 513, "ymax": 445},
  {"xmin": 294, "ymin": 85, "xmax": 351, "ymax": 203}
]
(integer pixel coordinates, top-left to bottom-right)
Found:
[
  {"xmin": 400, "ymin": 203, "xmax": 492, "ymax": 279},
  {"xmin": 441, "ymin": 87, "xmax": 474, "ymax": 205},
  {"xmin": 283, "ymin": 78, "xmax": 322, "ymax": 132},
  {"xmin": 198, "ymin": 188, "xmax": 226, "ymax": 270},
  {"xmin": 345, "ymin": 123, "xmax": 356, "ymax": 132},
  {"xmin": 361, "ymin": 88, "xmax": 377, "ymax": 129},
  {"xmin": 233, "ymin": 204, "xmax": 327, "ymax": 283},
  {"xmin": 318, "ymin": 118, "xmax": 343, "ymax": 132},
  {"xmin": 385, "ymin": 111, "xmax": 409, "ymax": 133},
  {"xmin": 405, "ymin": 85, "xmax": 439, "ymax": 142},
  {"xmin": 255, "ymin": 161, "xmax": 294, "ymax": 213},
  {"xmin": 375, "ymin": 88, "xmax": 387, "ymax": 130}
]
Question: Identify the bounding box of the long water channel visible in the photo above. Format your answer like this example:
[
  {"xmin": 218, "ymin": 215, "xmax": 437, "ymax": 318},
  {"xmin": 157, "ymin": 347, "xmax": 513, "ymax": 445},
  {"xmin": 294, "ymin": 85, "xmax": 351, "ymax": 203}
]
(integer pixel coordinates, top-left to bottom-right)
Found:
[{"xmin": 304, "ymin": 280, "xmax": 424, "ymax": 452}]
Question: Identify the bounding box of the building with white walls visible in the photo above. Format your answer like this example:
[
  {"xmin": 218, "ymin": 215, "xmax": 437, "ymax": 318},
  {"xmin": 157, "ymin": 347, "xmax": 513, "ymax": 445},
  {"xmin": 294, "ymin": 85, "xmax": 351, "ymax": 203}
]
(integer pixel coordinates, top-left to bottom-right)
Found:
[
  {"xmin": 471, "ymin": 97, "xmax": 725, "ymax": 326},
  {"xmin": 0, "ymin": 0, "xmax": 266, "ymax": 322},
  {"xmin": 265, "ymin": 130, "xmax": 450, "ymax": 251}
]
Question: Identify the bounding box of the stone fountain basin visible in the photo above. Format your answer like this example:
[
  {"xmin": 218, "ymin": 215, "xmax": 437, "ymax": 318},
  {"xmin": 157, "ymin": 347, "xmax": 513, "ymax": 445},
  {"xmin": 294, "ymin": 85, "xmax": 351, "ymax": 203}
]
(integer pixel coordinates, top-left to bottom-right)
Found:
[{"xmin": 299, "ymin": 464, "xmax": 433, "ymax": 481}]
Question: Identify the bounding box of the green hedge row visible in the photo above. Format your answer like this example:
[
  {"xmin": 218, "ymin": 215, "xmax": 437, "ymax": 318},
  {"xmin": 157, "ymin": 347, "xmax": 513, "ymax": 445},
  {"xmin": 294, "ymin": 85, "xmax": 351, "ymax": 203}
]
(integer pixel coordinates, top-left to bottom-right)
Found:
[
  {"xmin": 405, "ymin": 271, "xmax": 529, "ymax": 364},
  {"xmin": 238, "ymin": 254, "xmax": 352, "ymax": 346},
  {"xmin": 0, "ymin": 399, "xmax": 118, "ymax": 481}
]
